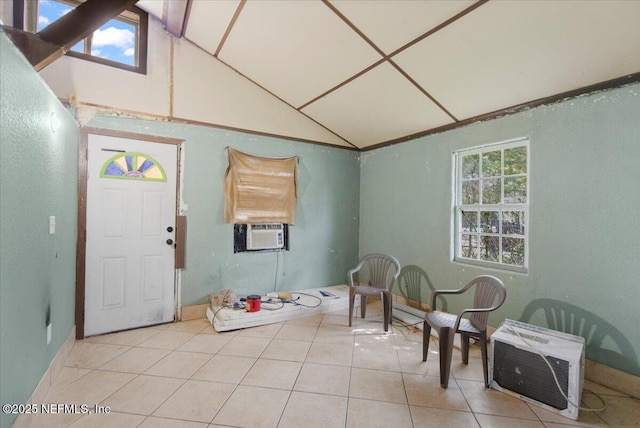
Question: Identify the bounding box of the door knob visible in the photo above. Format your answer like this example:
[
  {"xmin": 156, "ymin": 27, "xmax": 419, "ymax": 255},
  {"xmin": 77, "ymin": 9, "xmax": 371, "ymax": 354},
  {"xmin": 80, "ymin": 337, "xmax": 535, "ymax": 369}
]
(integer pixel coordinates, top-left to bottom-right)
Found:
[
  {"xmin": 166, "ymin": 239, "xmax": 174, "ymax": 245},
  {"xmin": 167, "ymin": 226, "xmax": 174, "ymax": 232}
]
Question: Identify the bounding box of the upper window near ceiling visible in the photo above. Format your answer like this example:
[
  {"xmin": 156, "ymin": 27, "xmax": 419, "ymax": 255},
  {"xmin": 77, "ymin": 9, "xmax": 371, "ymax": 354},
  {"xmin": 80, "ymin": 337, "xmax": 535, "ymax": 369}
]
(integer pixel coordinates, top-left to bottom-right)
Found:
[
  {"xmin": 20, "ymin": 0, "xmax": 148, "ymax": 74},
  {"xmin": 454, "ymin": 138, "xmax": 529, "ymax": 272}
]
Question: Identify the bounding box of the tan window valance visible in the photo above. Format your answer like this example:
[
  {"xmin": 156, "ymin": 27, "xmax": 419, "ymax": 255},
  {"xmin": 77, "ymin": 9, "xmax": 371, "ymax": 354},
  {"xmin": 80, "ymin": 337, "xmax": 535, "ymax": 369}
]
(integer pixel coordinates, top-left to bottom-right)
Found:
[{"xmin": 224, "ymin": 148, "xmax": 298, "ymax": 224}]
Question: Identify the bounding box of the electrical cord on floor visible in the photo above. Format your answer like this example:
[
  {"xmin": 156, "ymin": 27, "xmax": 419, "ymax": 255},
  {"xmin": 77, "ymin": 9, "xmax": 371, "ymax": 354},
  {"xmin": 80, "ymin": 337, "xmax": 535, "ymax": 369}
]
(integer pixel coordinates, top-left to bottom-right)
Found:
[
  {"xmin": 274, "ymin": 250, "xmax": 280, "ymax": 292},
  {"xmin": 214, "ymin": 291, "xmax": 323, "ymax": 319},
  {"xmin": 503, "ymin": 324, "xmax": 607, "ymax": 413},
  {"xmin": 392, "ymin": 318, "xmax": 423, "ymax": 331},
  {"xmin": 391, "ymin": 321, "xmax": 427, "ymax": 344},
  {"xmin": 211, "ymin": 303, "xmax": 239, "ymax": 322},
  {"xmin": 289, "ymin": 292, "xmax": 322, "ymax": 308},
  {"xmin": 260, "ymin": 299, "xmax": 285, "ymax": 310}
]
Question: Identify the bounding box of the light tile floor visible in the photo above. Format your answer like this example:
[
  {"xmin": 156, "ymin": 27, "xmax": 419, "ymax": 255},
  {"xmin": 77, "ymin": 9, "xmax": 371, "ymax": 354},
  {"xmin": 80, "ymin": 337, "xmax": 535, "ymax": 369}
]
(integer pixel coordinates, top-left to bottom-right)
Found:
[{"xmin": 29, "ymin": 305, "xmax": 639, "ymax": 428}]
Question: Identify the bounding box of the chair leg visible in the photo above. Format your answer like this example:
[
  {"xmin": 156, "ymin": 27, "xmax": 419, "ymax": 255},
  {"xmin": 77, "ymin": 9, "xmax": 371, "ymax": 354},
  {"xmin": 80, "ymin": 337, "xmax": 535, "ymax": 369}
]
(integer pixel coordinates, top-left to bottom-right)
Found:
[
  {"xmin": 439, "ymin": 328, "xmax": 455, "ymax": 389},
  {"xmin": 349, "ymin": 291, "xmax": 355, "ymax": 327},
  {"xmin": 360, "ymin": 296, "xmax": 368, "ymax": 319},
  {"xmin": 480, "ymin": 334, "xmax": 489, "ymax": 387},
  {"xmin": 461, "ymin": 333, "xmax": 470, "ymax": 365},
  {"xmin": 386, "ymin": 292, "xmax": 393, "ymax": 329},
  {"xmin": 422, "ymin": 323, "xmax": 431, "ymax": 361},
  {"xmin": 382, "ymin": 293, "xmax": 390, "ymax": 332}
]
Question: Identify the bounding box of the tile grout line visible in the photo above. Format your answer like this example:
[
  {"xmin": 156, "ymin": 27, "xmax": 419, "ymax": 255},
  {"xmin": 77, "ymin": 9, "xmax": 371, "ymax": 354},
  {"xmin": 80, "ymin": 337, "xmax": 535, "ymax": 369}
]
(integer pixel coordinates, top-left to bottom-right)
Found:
[
  {"xmin": 393, "ymin": 322, "xmax": 418, "ymax": 427},
  {"xmin": 211, "ymin": 322, "xmax": 282, "ymax": 426},
  {"xmin": 273, "ymin": 317, "xmax": 322, "ymax": 427},
  {"xmin": 40, "ymin": 311, "xmax": 636, "ymax": 427}
]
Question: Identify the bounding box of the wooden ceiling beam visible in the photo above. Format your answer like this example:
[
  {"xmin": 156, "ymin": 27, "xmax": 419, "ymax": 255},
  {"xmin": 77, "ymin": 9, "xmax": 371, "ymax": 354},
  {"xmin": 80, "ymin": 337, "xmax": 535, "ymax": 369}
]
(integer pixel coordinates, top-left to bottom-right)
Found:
[
  {"xmin": 38, "ymin": 0, "xmax": 139, "ymax": 47},
  {"xmin": 4, "ymin": 0, "xmax": 139, "ymax": 71},
  {"xmin": 1, "ymin": 25, "xmax": 65, "ymax": 71}
]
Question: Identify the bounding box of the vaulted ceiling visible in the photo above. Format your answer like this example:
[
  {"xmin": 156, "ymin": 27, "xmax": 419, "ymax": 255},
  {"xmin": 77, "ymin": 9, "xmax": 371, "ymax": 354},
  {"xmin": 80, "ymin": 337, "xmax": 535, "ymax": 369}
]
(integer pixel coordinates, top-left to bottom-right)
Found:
[
  {"xmin": 6, "ymin": 0, "xmax": 639, "ymax": 150},
  {"xmin": 134, "ymin": 0, "xmax": 640, "ymax": 150}
]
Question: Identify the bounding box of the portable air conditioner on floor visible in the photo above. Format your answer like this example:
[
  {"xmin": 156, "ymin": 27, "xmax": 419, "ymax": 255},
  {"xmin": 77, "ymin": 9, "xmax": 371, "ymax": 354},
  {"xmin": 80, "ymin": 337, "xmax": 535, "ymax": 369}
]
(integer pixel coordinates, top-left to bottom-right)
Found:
[{"xmin": 490, "ymin": 319, "xmax": 585, "ymax": 420}]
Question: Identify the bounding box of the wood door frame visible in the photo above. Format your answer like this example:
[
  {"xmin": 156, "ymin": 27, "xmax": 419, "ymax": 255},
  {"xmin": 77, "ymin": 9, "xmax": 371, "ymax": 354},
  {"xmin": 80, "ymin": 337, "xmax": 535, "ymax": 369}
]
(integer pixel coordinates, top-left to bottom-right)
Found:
[{"xmin": 76, "ymin": 127, "xmax": 184, "ymax": 339}]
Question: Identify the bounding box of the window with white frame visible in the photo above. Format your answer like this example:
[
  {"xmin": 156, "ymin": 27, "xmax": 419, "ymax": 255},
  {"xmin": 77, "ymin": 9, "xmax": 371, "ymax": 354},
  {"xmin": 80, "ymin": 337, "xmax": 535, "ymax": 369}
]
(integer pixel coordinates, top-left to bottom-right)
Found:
[{"xmin": 454, "ymin": 139, "xmax": 529, "ymax": 270}]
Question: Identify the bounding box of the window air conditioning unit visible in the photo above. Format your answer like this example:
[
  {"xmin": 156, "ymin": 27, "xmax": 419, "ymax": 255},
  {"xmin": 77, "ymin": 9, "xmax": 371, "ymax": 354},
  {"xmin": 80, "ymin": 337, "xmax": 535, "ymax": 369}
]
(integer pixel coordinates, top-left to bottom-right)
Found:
[
  {"xmin": 490, "ymin": 319, "xmax": 585, "ymax": 420},
  {"xmin": 246, "ymin": 223, "xmax": 284, "ymax": 250}
]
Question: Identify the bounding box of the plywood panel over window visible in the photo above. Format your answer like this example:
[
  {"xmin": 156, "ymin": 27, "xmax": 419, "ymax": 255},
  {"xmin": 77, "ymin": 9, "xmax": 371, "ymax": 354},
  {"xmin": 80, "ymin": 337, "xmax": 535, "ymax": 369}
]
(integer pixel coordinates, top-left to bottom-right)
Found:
[{"xmin": 224, "ymin": 148, "xmax": 298, "ymax": 224}]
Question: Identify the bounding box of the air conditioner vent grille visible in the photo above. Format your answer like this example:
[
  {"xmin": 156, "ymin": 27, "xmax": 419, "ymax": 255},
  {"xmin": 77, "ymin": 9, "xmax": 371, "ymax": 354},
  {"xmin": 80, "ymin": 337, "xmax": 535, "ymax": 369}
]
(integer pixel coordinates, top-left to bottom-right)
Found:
[
  {"xmin": 492, "ymin": 341, "xmax": 569, "ymax": 410},
  {"xmin": 251, "ymin": 224, "xmax": 283, "ymax": 230},
  {"xmin": 247, "ymin": 223, "xmax": 284, "ymax": 250}
]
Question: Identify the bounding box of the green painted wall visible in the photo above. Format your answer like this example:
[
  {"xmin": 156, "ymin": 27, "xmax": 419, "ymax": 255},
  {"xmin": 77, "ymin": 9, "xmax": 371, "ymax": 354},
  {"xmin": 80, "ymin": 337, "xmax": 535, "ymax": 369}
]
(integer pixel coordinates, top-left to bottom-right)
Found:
[
  {"xmin": 0, "ymin": 33, "xmax": 78, "ymax": 427},
  {"xmin": 3, "ymin": 30, "xmax": 636, "ymax": 423},
  {"xmin": 84, "ymin": 115, "xmax": 361, "ymax": 306},
  {"xmin": 359, "ymin": 83, "xmax": 640, "ymax": 376}
]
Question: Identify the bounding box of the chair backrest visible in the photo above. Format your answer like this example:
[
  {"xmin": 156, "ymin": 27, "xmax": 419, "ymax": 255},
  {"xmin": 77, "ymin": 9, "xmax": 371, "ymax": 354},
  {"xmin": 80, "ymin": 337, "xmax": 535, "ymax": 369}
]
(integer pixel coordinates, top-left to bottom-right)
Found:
[
  {"xmin": 469, "ymin": 275, "xmax": 507, "ymax": 331},
  {"xmin": 352, "ymin": 253, "xmax": 401, "ymax": 291},
  {"xmin": 397, "ymin": 265, "xmax": 447, "ymax": 310},
  {"xmin": 398, "ymin": 265, "xmax": 427, "ymax": 304}
]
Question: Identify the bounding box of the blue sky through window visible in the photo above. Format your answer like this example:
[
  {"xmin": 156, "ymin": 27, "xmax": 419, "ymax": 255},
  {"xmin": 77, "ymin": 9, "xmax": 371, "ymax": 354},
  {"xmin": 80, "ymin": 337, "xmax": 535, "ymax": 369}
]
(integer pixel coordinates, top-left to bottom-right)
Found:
[{"xmin": 38, "ymin": 0, "xmax": 136, "ymax": 66}]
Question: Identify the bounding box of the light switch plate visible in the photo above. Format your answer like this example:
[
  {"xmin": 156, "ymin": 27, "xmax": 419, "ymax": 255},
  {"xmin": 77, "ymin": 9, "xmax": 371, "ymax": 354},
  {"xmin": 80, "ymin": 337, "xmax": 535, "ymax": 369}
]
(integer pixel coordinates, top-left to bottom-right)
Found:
[{"xmin": 49, "ymin": 216, "xmax": 56, "ymax": 234}]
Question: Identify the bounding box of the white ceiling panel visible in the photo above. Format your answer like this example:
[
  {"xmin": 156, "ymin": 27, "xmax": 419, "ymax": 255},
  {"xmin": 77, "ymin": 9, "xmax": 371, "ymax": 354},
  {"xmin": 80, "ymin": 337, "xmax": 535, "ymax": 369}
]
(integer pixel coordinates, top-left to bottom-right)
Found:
[
  {"xmin": 184, "ymin": 0, "xmax": 240, "ymax": 55},
  {"xmin": 329, "ymin": 0, "xmax": 476, "ymax": 54},
  {"xmin": 173, "ymin": 40, "xmax": 351, "ymax": 148},
  {"xmin": 94, "ymin": 0, "xmax": 640, "ymax": 149},
  {"xmin": 302, "ymin": 62, "xmax": 454, "ymax": 148},
  {"xmin": 218, "ymin": 0, "xmax": 382, "ymax": 108},
  {"xmin": 136, "ymin": 0, "xmax": 164, "ymax": 20},
  {"xmin": 393, "ymin": 0, "xmax": 640, "ymax": 120}
]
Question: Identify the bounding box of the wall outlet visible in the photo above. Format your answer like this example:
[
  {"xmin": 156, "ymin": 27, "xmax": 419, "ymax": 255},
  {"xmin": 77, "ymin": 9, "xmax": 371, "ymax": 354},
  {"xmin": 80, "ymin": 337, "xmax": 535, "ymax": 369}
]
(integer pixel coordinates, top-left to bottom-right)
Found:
[{"xmin": 46, "ymin": 324, "xmax": 52, "ymax": 344}]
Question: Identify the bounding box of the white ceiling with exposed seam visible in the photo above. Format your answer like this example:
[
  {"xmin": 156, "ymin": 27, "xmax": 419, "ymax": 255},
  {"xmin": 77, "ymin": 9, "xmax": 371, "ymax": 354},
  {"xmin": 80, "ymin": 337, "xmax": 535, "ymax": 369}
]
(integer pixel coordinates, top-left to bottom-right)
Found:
[{"xmin": 140, "ymin": 0, "xmax": 640, "ymax": 150}]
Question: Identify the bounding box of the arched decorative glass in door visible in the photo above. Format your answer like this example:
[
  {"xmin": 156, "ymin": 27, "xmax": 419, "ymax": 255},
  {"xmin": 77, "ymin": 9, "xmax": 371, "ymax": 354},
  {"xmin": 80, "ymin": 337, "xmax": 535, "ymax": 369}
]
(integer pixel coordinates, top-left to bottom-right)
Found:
[{"xmin": 100, "ymin": 152, "xmax": 167, "ymax": 182}]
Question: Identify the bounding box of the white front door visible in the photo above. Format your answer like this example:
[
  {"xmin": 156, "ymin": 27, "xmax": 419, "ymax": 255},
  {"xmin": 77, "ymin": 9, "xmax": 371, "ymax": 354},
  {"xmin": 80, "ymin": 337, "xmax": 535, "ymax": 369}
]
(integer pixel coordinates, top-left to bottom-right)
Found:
[{"xmin": 85, "ymin": 134, "xmax": 178, "ymax": 336}]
